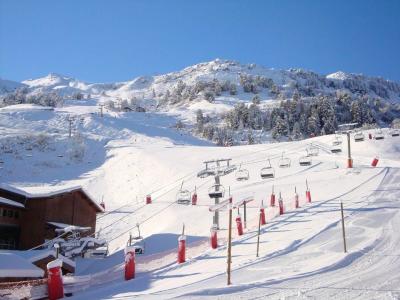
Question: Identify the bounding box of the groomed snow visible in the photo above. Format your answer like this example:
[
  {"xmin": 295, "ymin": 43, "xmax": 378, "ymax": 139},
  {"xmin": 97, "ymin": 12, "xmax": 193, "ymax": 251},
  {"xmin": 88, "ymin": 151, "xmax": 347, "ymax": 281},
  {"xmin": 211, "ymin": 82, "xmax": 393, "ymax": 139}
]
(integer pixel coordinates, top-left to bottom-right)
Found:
[
  {"xmin": 0, "ymin": 101, "xmax": 399, "ymax": 299},
  {"xmin": 0, "ymin": 253, "xmax": 44, "ymax": 278}
]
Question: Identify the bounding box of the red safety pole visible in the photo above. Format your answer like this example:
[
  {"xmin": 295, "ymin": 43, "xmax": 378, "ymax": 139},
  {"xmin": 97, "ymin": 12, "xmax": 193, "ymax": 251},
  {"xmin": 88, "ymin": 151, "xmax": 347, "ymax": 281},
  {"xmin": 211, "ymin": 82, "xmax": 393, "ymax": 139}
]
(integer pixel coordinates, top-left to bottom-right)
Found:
[
  {"xmin": 146, "ymin": 194, "xmax": 152, "ymax": 204},
  {"xmin": 270, "ymin": 185, "xmax": 276, "ymax": 207},
  {"xmin": 210, "ymin": 224, "xmax": 218, "ymax": 249},
  {"xmin": 260, "ymin": 200, "xmax": 266, "ymax": 225},
  {"xmin": 177, "ymin": 224, "xmax": 186, "ymax": 263},
  {"xmin": 192, "ymin": 186, "xmax": 198, "ymax": 205},
  {"xmin": 236, "ymin": 214, "xmax": 243, "ymax": 236},
  {"xmin": 47, "ymin": 259, "xmax": 64, "ymax": 300},
  {"xmin": 306, "ymin": 180, "xmax": 312, "ymax": 203},
  {"xmin": 371, "ymin": 157, "xmax": 379, "ymax": 167},
  {"xmin": 124, "ymin": 246, "xmax": 136, "ymax": 280},
  {"xmin": 278, "ymin": 192, "xmax": 284, "ymax": 215}
]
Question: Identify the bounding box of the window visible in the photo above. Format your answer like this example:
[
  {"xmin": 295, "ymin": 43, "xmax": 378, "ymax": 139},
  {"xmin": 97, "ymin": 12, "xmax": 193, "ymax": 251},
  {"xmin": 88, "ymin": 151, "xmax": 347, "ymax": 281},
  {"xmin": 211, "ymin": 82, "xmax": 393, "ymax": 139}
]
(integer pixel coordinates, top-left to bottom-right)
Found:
[
  {"xmin": 7, "ymin": 210, "xmax": 13, "ymax": 218},
  {"xmin": 14, "ymin": 211, "xmax": 19, "ymax": 219},
  {"xmin": 2, "ymin": 209, "xmax": 6, "ymax": 217},
  {"xmin": 0, "ymin": 238, "xmax": 16, "ymax": 250}
]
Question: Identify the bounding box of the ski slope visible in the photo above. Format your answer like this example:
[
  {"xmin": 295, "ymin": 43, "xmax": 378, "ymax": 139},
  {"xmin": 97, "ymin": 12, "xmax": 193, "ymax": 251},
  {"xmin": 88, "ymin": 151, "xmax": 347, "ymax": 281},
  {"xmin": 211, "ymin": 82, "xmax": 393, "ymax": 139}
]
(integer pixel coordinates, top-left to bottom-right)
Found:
[{"xmin": 1, "ymin": 103, "xmax": 399, "ymax": 299}]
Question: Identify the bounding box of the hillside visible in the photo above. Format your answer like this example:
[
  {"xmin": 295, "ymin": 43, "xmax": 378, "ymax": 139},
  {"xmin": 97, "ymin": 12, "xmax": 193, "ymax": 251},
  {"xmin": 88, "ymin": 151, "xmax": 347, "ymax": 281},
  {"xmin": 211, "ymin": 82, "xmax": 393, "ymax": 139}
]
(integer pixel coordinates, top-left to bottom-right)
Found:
[
  {"xmin": 0, "ymin": 101, "xmax": 399, "ymax": 299},
  {"xmin": 1, "ymin": 59, "xmax": 400, "ymax": 145}
]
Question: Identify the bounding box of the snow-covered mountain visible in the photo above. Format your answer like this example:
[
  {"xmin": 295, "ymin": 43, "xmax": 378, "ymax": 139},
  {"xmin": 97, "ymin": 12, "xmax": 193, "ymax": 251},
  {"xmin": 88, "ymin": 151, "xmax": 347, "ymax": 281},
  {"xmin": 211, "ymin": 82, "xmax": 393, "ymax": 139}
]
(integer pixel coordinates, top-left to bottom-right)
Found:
[
  {"xmin": 0, "ymin": 78, "xmax": 25, "ymax": 94},
  {"xmin": 4, "ymin": 59, "xmax": 400, "ymax": 104},
  {"xmin": 2, "ymin": 60, "xmax": 400, "ymax": 145}
]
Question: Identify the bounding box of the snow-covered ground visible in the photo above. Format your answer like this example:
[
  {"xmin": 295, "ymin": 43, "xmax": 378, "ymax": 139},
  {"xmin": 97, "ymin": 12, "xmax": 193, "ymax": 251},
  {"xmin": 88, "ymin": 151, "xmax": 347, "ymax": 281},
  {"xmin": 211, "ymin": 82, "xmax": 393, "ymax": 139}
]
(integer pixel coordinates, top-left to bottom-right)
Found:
[{"xmin": 1, "ymin": 102, "xmax": 400, "ymax": 299}]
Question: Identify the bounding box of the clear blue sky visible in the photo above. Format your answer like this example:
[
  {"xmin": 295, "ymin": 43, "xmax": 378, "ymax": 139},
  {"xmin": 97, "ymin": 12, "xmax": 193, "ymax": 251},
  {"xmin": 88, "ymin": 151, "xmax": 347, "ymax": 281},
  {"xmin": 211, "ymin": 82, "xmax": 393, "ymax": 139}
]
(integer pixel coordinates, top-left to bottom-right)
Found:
[{"xmin": 1, "ymin": 0, "xmax": 399, "ymax": 83}]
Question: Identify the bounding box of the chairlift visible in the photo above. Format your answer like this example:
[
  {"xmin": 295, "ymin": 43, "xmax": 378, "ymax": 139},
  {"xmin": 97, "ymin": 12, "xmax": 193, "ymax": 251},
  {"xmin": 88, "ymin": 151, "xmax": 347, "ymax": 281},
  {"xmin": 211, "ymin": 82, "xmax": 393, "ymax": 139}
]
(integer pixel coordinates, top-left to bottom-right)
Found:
[
  {"xmin": 208, "ymin": 184, "xmax": 225, "ymax": 199},
  {"xmin": 235, "ymin": 164, "xmax": 249, "ymax": 181},
  {"xmin": 278, "ymin": 153, "xmax": 291, "ymax": 168},
  {"xmin": 299, "ymin": 156, "xmax": 312, "ymax": 166},
  {"xmin": 332, "ymin": 135, "xmax": 343, "ymax": 146},
  {"xmin": 260, "ymin": 159, "xmax": 275, "ymax": 179},
  {"xmin": 374, "ymin": 129, "xmax": 385, "ymax": 140},
  {"xmin": 331, "ymin": 144, "xmax": 342, "ymax": 153},
  {"xmin": 353, "ymin": 131, "xmax": 365, "ymax": 142},
  {"xmin": 390, "ymin": 129, "xmax": 399, "ymax": 137},
  {"xmin": 85, "ymin": 245, "xmax": 108, "ymax": 258},
  {"xmin": 306, "ymin": 144, "xmax": 319, "ymax": 157},
  {"xmin": 176, "ymin": 181, "xmax": 191, "ymax": 205},
  {"xmin": 126, "ymin": 224, "xmax": 145, "ymax": 254}
]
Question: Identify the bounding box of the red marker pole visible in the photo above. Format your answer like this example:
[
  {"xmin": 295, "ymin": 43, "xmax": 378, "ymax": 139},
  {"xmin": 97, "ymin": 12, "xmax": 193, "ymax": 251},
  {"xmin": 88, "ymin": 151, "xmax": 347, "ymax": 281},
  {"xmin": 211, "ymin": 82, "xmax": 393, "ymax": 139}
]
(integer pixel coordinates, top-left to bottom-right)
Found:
[
  {"xmin": 210, "ymin": 225, "xmax": 218, "ymax": 249},
  {"xmin": 278, "ymin": 193, "xmax": 284, "ymax": 215},
  {"xmin": 259, "ymin": 200, "xmax": 266, "ymax": 225},
  {"xmin": 192, "ymin": 186, "xmax": 198, "ymax": 205},
  {"xmin": 306, "ymin": 180, "xmax": 312, "ymax": 203},
  {"xmin": 371, "ymin": 157, "xmax": 379, "ymax": 167},
  {"xmin": 177, "ymin": 224, "xmax": 186, "ymax": 263},
  {"xmin": 236, "ymin": 214, "xmax": 243, "ymax": 236},
  {"xmin": 47, "ymin": 259, "xmax": 64, "ymax": 300},
  {"xmin": 270, "ymin": 185, "xmax": 276, "ymax": 207},
  {"xmin": 124, "ymin": 246, "xmax": 136, "ymax": 280}
]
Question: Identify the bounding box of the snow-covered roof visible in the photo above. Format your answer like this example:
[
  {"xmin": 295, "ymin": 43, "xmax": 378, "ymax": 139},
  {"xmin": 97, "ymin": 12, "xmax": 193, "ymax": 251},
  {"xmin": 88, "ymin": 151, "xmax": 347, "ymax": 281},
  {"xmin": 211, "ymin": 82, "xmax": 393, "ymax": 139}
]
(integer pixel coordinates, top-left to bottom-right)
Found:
[
  {"xmin": 0, "ymin": 253, "xmax": 44, "ymax": 278},
  {"xmin": 47, "ymin": 221, "xmax": 91, "ymax": 232},
  {"xmin": 0, "ymin": 184, "xmax": 104, "ymax": 212},
  {"xmin": 0, "ymin": 196, "xmax": 25, "ymax": 208}
]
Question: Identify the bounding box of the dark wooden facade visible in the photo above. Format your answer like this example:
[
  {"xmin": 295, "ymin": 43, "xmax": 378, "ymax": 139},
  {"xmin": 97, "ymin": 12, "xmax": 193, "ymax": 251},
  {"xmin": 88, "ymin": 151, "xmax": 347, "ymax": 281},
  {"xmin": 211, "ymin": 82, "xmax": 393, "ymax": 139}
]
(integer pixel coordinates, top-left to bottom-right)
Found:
[{"xmin": 0, "ymin": 187, "xmax": 102, "ymax": 250}]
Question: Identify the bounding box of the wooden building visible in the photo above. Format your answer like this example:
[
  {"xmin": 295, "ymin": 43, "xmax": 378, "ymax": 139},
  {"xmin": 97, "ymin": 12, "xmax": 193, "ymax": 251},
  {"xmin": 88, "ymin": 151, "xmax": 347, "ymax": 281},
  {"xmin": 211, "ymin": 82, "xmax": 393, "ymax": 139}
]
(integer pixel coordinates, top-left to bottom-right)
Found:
[{"xmin": 0, "ymin": 185, "xmax": 103, "ymax": 250}]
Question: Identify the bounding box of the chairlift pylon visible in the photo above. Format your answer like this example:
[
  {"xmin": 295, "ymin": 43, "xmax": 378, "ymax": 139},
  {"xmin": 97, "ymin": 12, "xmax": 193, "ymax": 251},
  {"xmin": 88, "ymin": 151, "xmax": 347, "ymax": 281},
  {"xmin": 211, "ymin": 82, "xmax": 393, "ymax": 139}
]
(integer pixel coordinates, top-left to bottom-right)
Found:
[{"xmin": 260, "ymin": 159, "xmax": 275, "ymax": 179}]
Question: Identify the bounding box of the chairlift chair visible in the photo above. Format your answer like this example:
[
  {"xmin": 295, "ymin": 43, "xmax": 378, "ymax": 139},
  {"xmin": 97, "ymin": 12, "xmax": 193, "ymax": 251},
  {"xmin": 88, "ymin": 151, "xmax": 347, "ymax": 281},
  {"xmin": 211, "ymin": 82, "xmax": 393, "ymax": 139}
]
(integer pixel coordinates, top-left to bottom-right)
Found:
[
  {"xmin": 235, "ymin": 164, "xmax": 249, "ymax": 181},
  {"xmin": 278, "ymin": 153, "xmax": 291, "ymax": 168},
  {"xmin": 390, "ymin": 129, "xmax": 399, "ymax": 137},
  {"xmin": 260, "ymin": 159, "xmax": 275, "ymax": 179},
  {"xmin": 332, "ymin": 135, "xmax": 343, "ymax": 146},
  {"xmin": 130, "ymin": 224, "xmax": 145, "ymax": 254},
  {"xmin": 306, "ymin": 144, "xmax": 319, "ymax": 157},
  {"xmin": 353, "ymin": 131, "xmax": 365, "ymax": 142},
  {"xmin": 374, "ymin": 129, "xmax": 385, "ymax": 140},
  {"xmin": 299, "ymin": 156, "xmax": 312, "ymax": 166},
  {"xmin": 208, "ymin": 184, "xmax": 225, "ymax": 199},
  {"xmin": 331, "ymin": 144, "xmax": 342, "ymax": 153},
  {"xmin": 176, "ymin": 182, "xmax": 191, "ymax": 205}
]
